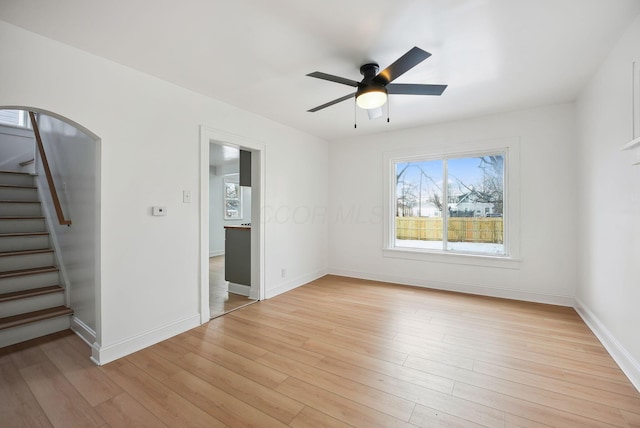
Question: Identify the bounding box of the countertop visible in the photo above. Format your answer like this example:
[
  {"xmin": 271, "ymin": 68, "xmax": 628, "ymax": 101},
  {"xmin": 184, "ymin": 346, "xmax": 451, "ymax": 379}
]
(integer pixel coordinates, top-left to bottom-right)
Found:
[{"xmin": 224, "ymin": 225, "xmax": 251, "ymax": 230}]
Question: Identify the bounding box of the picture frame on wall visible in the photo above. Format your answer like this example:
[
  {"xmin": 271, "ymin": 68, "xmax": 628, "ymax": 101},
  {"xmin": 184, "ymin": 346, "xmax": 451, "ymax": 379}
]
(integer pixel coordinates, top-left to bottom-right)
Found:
[{"xmin": 224, "ymin": 174, "xmax": 242, "ymax": 219}]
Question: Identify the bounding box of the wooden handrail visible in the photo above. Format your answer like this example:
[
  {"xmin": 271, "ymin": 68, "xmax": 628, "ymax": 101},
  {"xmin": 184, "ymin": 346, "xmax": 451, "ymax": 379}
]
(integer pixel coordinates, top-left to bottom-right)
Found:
[{"xmin": 28, "ymin": 112, "xmax": 71, "ymax": 226}]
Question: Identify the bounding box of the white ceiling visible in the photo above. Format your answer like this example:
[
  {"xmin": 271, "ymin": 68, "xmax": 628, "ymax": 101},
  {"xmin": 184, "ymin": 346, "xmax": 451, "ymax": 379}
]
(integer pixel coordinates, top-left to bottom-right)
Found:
[{"xmin": 1, "ymin": 0, "xmax": 639, "ymax": 141}]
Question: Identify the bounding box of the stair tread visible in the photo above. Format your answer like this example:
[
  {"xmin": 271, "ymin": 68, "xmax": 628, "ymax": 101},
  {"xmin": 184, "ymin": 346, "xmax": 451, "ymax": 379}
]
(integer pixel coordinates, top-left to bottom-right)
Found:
[
  {"xmin": 0, "ymin": 266, "xmax": 58, "ymax": 278},
  {"xmin": 0, "ymin": 184, "xmax": 37, "ymax": 190},
  {"xmin": 0, "ymin": 285, "xmax": 63, "ymax": 302},
  {"xmin": 0, "ymin": 248, "xmax": 53, "ymax": 257},
  {"xmin": 0, "ymin": 232, "xmax": 49, "ymax": 238},
  {"xmin": 0, "ymin": 306, "xmax": 72, "ymax": 331}
]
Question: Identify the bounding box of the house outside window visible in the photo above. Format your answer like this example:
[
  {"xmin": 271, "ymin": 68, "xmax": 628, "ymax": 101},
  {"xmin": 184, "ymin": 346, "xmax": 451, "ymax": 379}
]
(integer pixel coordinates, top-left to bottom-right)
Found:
[{"xmin": 383, "ymin": 139, "xmax": 520, "ymax": 267}]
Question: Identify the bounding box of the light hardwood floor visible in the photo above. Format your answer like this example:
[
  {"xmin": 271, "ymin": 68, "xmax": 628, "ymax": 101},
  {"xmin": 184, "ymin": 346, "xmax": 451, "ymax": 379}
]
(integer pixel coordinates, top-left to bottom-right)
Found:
[
  {"xmin": 209, "ymin": 255, "xmax": 255, "ymax": 318},
  {"xmin": 2, "ymin": 275, "xmax": 640, "ymax": 427}
]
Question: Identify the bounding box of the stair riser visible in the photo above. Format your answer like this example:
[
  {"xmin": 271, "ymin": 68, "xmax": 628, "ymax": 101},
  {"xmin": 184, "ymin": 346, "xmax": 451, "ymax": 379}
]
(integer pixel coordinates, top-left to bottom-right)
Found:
[
  {"xmin": 0, "ymin": 314, "xmax": 70, "ymax": 348},
  {"xmin": 0, "ymin": 253, "xmax": 54, "ymax": 271},
  {"xmin": 0, "ymin": 187, "xmax": 38, "ymax": 201},
  {"xmin": 0, "ymin": 292, "xmax": 65, "ymax": 318},
  {"xmin": 0, "ymin": 219, "xmax": 47, "ymax": 234},
  {"xmin": 0, "ymin": 202, "xmax": 42, "ymax": 216},
  {"xmin": 0, "ymin": 173, "xmax": 35, "ymax": 187},
  {"xmin": 0, "ymin": 271, "xmax": 59, "ymax": 293},
  {"xmin": 0, "ymin": 173, "xmax": 71, "ymax": 349},
  {"xmin": 0, "ymin": 235, "xmax": 49, "ymax": 252}
]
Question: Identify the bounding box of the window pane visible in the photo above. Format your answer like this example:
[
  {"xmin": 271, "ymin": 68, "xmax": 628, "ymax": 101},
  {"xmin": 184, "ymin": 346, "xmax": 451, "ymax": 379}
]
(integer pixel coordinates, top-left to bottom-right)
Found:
[
  {"xmin": 223, "ymin": 174, "xmax": 242, "ymax": 220},
  {"xmin": 0, "ymin": 109, "xmax": 31, "ymax": 128},
  {"xmin": 395, "ymin": 159, "xmax": 444, "ymax": 250},
  {"xmin": 446, "ymin": 155, "xmax": 504, "ymax": 254},
  {"xmin": 0, "ymin": 109, "xmax": 21, "ymax": 127}
]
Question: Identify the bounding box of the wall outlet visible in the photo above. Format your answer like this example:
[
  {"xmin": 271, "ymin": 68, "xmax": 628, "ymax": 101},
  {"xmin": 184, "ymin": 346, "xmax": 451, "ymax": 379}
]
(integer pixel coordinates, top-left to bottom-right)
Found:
[
  {"xmin": 281, "ymin": 268, "xmax": 286, "ymax": 278},
  {"xmin": 152, "ymin": 206, "xmax": 166, "ymax": 216}
]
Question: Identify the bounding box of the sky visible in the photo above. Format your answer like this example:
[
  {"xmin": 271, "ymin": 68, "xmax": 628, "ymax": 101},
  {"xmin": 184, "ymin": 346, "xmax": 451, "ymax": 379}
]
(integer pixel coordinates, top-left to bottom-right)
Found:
[{"xmin": 396, "ymin": 155, "xmax": 503, "ymax": 196}]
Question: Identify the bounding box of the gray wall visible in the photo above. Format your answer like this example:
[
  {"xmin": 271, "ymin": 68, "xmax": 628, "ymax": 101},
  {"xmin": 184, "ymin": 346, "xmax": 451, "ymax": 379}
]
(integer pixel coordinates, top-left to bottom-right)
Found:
[{"xmin": 36, "ymin": 113, "xmax": 98, "ymax": 335}]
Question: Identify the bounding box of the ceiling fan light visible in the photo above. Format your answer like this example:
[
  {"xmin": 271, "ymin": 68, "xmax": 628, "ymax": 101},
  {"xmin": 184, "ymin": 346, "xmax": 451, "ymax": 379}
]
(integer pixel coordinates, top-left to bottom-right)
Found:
[{"xmin": 356, "ymin": 87, "xmax": 387, "ymax": 109}]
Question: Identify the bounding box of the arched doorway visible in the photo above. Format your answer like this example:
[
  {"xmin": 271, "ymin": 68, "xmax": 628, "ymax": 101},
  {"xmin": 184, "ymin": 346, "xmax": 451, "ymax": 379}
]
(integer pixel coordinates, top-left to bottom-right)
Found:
[{"xmin": 0, "ymin": 107, "xmax": 101, "ymax": 352}]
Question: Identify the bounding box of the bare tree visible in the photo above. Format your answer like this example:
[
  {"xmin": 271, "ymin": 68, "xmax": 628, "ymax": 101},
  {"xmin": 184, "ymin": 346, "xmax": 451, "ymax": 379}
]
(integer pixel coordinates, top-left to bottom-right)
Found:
[
  {"xmin": 396, "ymin": 157, "xmax": 503, "ymax": 217},
  {"xmin": 396, "ymin": 164, "xmax": 442, "ymax": 216},
  {"xmin": 397, "ymin": 180, "xmax": 418, "ymax": 216},
  {"xmin": 449, "ymin": 156, "xmax": 504, "ymax": 214}
]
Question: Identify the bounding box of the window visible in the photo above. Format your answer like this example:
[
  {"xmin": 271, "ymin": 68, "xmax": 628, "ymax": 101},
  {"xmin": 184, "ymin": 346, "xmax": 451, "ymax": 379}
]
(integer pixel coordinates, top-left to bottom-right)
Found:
[
  {"xmin": 223, "ymin": 174, "xmax": 242, "ymax": 219},
  {"xmin": 0, "ymin": 109, "xmax": 31, "ymax": 128},
  {"xmin": 384, "ymin": 140, "xmax": 520, "ymax": 265}
]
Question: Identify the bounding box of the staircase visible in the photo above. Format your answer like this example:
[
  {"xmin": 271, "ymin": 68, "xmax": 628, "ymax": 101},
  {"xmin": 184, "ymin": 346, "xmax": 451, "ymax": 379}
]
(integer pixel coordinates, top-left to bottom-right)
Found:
[{"xmin": 0, "ymin": 170, "xmax": 72, "ymax": 348}]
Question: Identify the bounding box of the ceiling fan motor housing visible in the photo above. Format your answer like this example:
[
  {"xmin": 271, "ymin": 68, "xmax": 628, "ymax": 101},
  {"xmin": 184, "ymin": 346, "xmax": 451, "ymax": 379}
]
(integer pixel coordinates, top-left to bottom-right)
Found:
[
  {"xmin": 357, "ymin": 63, "xmax": 387, "ymax": 106},
  {"xmin": 360, "ymin": 63, "xmax": 380, "ymax": 81},
  {"xmin": 356, "ymin": 82, "xmax": 388, "ymax": 98}
]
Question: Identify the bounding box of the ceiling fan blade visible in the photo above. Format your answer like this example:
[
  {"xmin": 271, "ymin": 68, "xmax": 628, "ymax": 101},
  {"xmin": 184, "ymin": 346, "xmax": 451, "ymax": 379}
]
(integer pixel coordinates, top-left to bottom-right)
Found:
[
  {"xmin": 374, "ymin": 47, "xmax": 432, "ymax": 85},
  {"xmin": 306, "ymin": 72, "xmax": 359, "ymax": 87},
  {"xmin": 307, "ymin": 93, "xmax": 356, "ymax": 112},
  {"xmin": 367, "ymin": 107, "xmax": 383, "ymax": 120},
  {"xmin": 387, "ymin": 83, "xmax": 447, "ymax": 96}
]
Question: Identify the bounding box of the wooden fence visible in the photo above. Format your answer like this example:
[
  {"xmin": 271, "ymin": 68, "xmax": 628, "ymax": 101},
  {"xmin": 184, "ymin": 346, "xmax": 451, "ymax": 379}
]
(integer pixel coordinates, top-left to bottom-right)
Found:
[{"xmin": 396, "ymin": 217, "xmax": 503, "ymax": 243}]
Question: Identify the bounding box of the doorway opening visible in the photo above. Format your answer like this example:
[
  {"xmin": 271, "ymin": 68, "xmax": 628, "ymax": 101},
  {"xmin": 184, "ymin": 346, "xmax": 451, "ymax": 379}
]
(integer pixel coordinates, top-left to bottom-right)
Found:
[
  {"xmin": 199, "ymin": 127, "xmax": 265, "ymax": 321},
  {"xmin": 0, "ymin": 106, "xmax": 101, "ymax": 351},
  {"xmin": 208, "ymin": 143, "xmax": 254, "ymax": 317}
]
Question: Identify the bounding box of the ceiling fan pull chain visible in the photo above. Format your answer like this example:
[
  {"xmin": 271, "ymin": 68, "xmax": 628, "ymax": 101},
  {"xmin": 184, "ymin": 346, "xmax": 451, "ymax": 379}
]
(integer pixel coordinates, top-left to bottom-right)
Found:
[
  {"xmin": 387, "ymin": 98, "xmax": 390, "ymax": 123},
  {"xmin": 354, "ymin": 98, "xmax": 357, "ymax": 128}
]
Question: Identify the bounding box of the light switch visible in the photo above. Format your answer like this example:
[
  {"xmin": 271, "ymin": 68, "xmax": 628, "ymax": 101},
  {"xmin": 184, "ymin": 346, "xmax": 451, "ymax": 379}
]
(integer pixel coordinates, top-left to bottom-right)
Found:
[
  {"xmin": 152, "ymin": 206, "xmax": 167, "ymax": 216},
  {"xmin": 183, "ymin": 190, "xmax": 192, "ymax": 203}
]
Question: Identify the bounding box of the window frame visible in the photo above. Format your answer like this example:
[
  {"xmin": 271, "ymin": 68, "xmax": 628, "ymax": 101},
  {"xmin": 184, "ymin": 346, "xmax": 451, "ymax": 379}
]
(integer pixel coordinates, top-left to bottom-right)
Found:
[{"xmin": 383, "ymin": 138, "xmax": 521, "ymax": 269}]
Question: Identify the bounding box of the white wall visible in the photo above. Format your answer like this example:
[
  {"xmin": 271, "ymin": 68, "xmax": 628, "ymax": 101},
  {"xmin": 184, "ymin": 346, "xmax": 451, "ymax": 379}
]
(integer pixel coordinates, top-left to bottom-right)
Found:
[
  {"xmin": 0, "ymin": 20, "xmax": 329, "ymax": 363},
  {"xmin": 209, "ymin": 163, "xmax": 252, "ymax": 256},
  {"xmin": 328, "ymin": 103, "xmax": 578, "ymax": 304},
  {"xmin": 36, "ymin": 113, "xmax": 97, "ymax": 336},
  {"xmin": 576, "ymin": 14, "xmax": 640, "ymax": 388},
  {"xmin": 0, "ymin": 124, "xmax": 35, "ymax": 172}
]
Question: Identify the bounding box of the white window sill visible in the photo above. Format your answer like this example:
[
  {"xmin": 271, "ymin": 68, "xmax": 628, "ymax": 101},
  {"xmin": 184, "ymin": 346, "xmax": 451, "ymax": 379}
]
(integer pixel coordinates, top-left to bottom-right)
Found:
[{"xmin": 382, "ymin": 247, "xmax": 521, "ymax": 270}]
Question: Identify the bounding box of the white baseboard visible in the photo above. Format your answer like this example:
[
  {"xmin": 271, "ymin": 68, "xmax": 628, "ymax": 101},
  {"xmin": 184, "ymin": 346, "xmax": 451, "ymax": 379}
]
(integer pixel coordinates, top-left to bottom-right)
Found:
[
  {"xmin": 71, "ymin": 316, "xmax": 96, "ymax": 346},
  {"xmin": 574, "ymin": 298, "xmax": 640, "ymax": 392},
  {"xmin": 265, "ymin": 268, "xmax": 328, "ymax": 299},
  {"xmin": 328, "ymin": 268, "xmax": 575, "ymax": 307},
  {"xmin": 228, "ymin": 282, "xmax": 250, "ymax": 297},
  {"xmin": 90, "ymin": 314, "xmax": 200, "ymax": 366},
  {"xmin": 209, "ymin": 250, "xmax": 224, "ymax": 257}
]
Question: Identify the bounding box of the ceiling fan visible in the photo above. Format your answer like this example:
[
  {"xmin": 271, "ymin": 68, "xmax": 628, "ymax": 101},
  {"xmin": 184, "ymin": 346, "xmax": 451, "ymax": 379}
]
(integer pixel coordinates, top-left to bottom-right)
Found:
[{"xmin": 306, "ymin": 46, "xmax": 447, "ymax": 115}]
